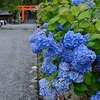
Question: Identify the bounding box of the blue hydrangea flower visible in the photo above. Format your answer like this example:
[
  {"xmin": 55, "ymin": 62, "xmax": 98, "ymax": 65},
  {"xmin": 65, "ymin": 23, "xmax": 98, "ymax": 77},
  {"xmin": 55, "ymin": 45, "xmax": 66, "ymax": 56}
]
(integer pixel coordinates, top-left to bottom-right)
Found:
[
  {"xmin": 63, "ymin": 31, "xmax": 84, "ymax": 49},
  {"xmin": 46, "ymin": 43, "xmax": 63, "ymax": 57},
  {"xmin": 59, "ymin": 62, "xmax": 70, "ymax": 71},
  {"xmin": 35, "ymin": 33, "xmax": 50, "ymax": 49},
  {"xmin": 56, "ymin": 24, "xmax": 63, "ymax": 32},
  {"xmin": 85, "ymin": 1, "xmax": 96, "ymax": 7},
  {"xmin": 43, "ymin": 23, "xmax": 48, "ymax": 29},
  {"xmin": 72, "ymin": 0, "xmax": 86, "ymax": 6},
  {"xmin": 61, "ymin": 49, "xmax": 73, "ymax": 63},
  {"xmin": 71, "ymin": 44, "xmax": 96, "ymax": 74},
  {"xmin": 58, "ymin": 62, "xmax": 72, "ymax": 83},
  {"xmin": 31, "ymin": 43, "xmax": 42, "ymax": 54},
  {"xmin": 90, "ymin": 91, "xmax": 100, "ymax": 100},
  {"xmin": 42, "ymin": 58, "xmax": 57, "ymax": 76},
  {"xmin": 52, "ymin": 78, "xmax": 70, "ymax": 94},
  {"xmin": 58, "ymin": 62, "xmax": 84, "ymax": 83},
  {"xmin": 48, "ymin": 32, "xmax": 55, "ymax": 42},
  {"xmin": 84, "ymin": 34, "xmax": 90, "ymax": 44},
  {"xmin": 73, "ymin": 73, "xmax": 84, "ymax": 83},
  {"xmin": 29, "ymin": 29, "xmax": 46, "ymax": 43},
  {"xmin": 29, "ymin": 32, "xmax": 40, "ymax": 43},
  {"xmin": 97, "ymin": 55, "xmax": 100, "ymax": 72},
  {"xmin": 39, "ymin": 78, "xmax": 57, "ymax": 99}
]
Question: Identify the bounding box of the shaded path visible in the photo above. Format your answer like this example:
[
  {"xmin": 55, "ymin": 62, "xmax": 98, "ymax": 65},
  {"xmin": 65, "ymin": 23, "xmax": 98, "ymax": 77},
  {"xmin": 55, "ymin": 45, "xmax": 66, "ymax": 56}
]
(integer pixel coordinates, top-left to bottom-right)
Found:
[{"xmin": 0, "ymin": 24, "xmax": 38, "ymax": 100}]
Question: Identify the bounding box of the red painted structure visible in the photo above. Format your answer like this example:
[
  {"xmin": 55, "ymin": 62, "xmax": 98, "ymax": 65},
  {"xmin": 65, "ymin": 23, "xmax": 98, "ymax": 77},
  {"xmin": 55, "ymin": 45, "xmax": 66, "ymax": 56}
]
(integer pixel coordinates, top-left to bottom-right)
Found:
[{"xmin": 18, "ymin": 5, "xmax": 37, "ymax": 22}]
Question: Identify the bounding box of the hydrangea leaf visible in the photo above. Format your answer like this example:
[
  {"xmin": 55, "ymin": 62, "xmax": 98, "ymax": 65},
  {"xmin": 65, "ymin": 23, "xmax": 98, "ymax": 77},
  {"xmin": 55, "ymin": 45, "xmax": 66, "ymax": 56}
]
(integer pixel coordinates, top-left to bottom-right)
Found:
[
  {"xmin": 79, "ymin": 4, "xmax": 88, "ymax": 11},
  {"xmin": 90, "ymin": 82, "xmax": 100, "ymax": 91},
  {"xmin": 95, "ymin": 21, "xmax": 100, "ymax": 31},
  {"xmin": 66, "ymin": 13, "xmax": 75, "ymax": 22},
  {"xmin": 90, "ymin": 33, "xmax": 100, "ymax": 41},
  {"xmin": 49, "ymin": 16, "xmax": 60, "ymax": 25},
  {"xmin": 91, "ymin": 40, "xmax": 100, "ymax": 49},
  {"xmin": 77, "ymin": 28, "xmax": 84, "ymax": 32},
  {"xmin": 84, "ymin": 72, "xmax": 92, "ymax": 85},
  {"xmin": 73, "ymin": 83, "xmax": 88, "ymax": 91},
  {"xmin": 74, "ymin": 88, "xmax": 84, "ymax": 96},
  {"xmin": 78, "ymin": 11, "xmax": 91, "ymax": 20},
  {"xmin": 47, "ymin": 22, "xmax": 59, "ymax": 31},
  {"xmin": 85, "ymin": 25, "xmax": 96, "ymax": 33},
  {"xmin": 87, "ymin": 41, "xmax": 95, "ymax": 47},
  {"xmin": 79, "ymin": 21, "xmax": 90, "ymax": 28},
  {"xmin": 58, "ymin": 17, "xmax": 67, "ymax": 24},
  {"xmin": 59, "ymin": 6, "xmax": 69, "ymax": 15},
  {"xmin": 70, "ymin": 6, "xmax": 80, "ymax": 16},
  {"xmin": 60, "ymin": 0, "xmax": 69, "ymax": 4},
  {"xmin": 52, "ymin": 0, "xmax": 58, "ymax": 4},
  {"xmin": 46, "ymin": 71, "xmax": 58, "ymax": 82},
  {"xmin": 92, "ymin": 73, "xmax": 99, "ymax": 83}
]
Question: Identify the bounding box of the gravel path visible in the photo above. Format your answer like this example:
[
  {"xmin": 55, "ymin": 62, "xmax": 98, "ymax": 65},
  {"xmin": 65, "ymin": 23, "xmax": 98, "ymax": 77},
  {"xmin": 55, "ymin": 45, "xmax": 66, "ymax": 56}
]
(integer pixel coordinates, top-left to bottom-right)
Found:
[{"xmin": 0, "ymin": 24, "xmax": 38, "ymax": 100}]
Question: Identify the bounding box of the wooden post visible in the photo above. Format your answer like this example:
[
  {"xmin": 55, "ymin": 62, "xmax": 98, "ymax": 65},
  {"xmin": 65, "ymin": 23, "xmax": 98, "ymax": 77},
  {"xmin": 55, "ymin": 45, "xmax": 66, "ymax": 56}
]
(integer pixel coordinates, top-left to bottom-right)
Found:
[{"xmin": 22, "ymin": 6, "xmax": 25, "ymax": 22}]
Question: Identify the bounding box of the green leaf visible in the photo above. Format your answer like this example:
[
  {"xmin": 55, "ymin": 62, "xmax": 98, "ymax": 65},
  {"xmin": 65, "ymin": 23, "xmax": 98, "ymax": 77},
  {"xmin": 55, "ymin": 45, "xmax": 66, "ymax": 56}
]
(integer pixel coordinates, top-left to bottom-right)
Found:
[
  {"xmin": 78, "ymin": 11, "xmax": 91, "ymax": 20},
  {"xmin": 55, "ymin": 31, "xmax": 65, "ymax": 42},
  {"xmin": 58, "ymin": 17, "xmax": 67, "ymax": 24},
  {"xmin": 90, "ymin": 33, "xmax": 100, "ymax": 41},
  {"xmin": 79, "ymin": 21, "xmax": 90, "ymax": 28},
  {"xmin": 40, "ymin": 73, "xmax": 46, "ymax": 79},
  {"xmin": 77, "ymin": 28, "xmax": 84, "ymax": 32},
  {"xmin": 59, "ymin": 6, "xmax": 69, "ymax": 15},
  {"xmin": 67, "ymin": 13, "xmax": 75, "ymax": 22},
  {"xmin": 49, "ymin": 16, "xmax": 60, "ymax": 25},
  {"xmin": 92, "ymin": 73, "xmax": 99, "ymax": 82},
  {"xmin": 74, "ymin": 89, "xmax": 84, "ymax": 96},
  {"xmin": 63, "ymin": 23, "xmax": 70, "ymax": 30},
  {"xmin": 87, "ymin": 42, "xmax": 95, "ymax": 47},
  {"xmin": 38, "ymin": 62, "xmax": 43, "ymax": 66},
  {"xmin": 79, "ymin": 4, "xmax": 88, "ymax": 11},
  {"xmin": 53, "ymin": 0, "xmax": 58, "ymax": 4},
  {"xmin": 90, "ymin": 82, "xmax": 100, "ymax": 91},
  {"xmin": 48, "ymin": 22, "xmax": 59, "ymax": 31},
  {"xmin": 84, "ymin": 72, "xmax": 92, "ymax": 85},
  {"xmin": 95, "ymin": 21, "xmax": 100, "ymax": 31},
  {"xmin": 74, "ymin": 83, "xmax": 88, "ymax": 91},
  {"xmin": 85, "ymin": 25, "xmax": 96, "ymax": 33},
  {"xmin": 92, "ymin": 40, "xmax": 100, "ymax": 49},
  {"xmin": 70, "ymin": 6, "xmax": 80, "ymax": 16},
  {"xmin": 46, "ymin": 71, "xmax": 58, "ymax": 82},
  {"xmin": 60, "ymin": 0, "xmax": 69, "ymax": 4},
  {"xmin": 42, "ymin": 15, "xmax": 48, "ymax": 22}
]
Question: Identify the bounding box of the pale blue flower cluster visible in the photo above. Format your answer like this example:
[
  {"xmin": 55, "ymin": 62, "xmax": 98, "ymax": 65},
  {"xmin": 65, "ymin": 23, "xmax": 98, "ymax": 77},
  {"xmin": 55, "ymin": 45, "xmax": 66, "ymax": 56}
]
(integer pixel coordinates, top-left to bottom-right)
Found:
[
  {"xmin": 58, "ymin": 62, "xmax": 84, "ymax": 83},
  {"xmin": 52, "ymin": 78, "xmax": 70, "ymax": 94},
  {"xmin": 42, "ymin": 58, "xmax": 57, "ymax": 76},
  {"xmin": 43, "ymin": 23, "xmax": 48, "ymax": 29},
  {"xmin": 39, "ymin": 78, "xmax": 57, "ymax": 99},
  {"xmin": 71, "ymin": 44, "xmax": 96, "ymax": 74},
  {"xmin": 85, "ymin": 1, "xmax": 96, "ymax": 7},
  {"xmin": 72, "ymin": 0, "xmax": 86, "ymax": 6},
  {"xmin": 72, "ymin": 0, "xmax": 95, "ymax": 7},
  {"xmin": 63, "ymin": 31, "xmax": 84, "ymax": 49},
  {"xmin": 61, "ymin": 49, "xmax": 73, "ymax": 63},
  {"xmin": 90, "ymin": 91, "xmax": 100, "ymax": 100}
]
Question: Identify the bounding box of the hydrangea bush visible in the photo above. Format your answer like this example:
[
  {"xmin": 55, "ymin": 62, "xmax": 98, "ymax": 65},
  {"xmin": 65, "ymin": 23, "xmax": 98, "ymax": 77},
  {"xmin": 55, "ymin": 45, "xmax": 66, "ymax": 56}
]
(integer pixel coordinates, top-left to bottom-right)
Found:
[{"xmin": 29, "ymin": 0, "xmax": 100, "ymax": 99}]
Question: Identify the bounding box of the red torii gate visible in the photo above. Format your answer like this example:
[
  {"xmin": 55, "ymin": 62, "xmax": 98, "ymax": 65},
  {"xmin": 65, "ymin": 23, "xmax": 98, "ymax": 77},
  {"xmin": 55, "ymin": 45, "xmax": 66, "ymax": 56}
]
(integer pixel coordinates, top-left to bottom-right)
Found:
[{"xmin": 18, "ymin": 5, "xmax": 37, "ymax": 22}]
